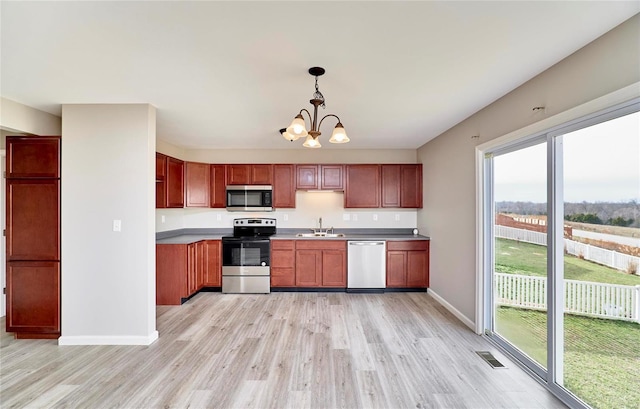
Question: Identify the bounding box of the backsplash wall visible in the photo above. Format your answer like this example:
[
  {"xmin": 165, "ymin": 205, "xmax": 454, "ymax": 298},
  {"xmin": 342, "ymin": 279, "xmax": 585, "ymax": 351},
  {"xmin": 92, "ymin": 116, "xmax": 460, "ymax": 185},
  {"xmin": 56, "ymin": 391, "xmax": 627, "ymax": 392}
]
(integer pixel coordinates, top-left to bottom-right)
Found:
[{"xmin": 156, "ymin": 191, "xmax": 418, "ymax": 232}]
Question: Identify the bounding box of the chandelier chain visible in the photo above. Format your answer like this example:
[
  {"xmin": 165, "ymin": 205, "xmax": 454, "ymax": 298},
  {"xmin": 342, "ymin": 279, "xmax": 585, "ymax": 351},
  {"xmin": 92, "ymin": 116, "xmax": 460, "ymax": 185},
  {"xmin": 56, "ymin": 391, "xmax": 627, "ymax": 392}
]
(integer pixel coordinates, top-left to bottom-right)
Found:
[{"xmin": 314, "ymin": 76, "xmax": 326, "ymax": 109}]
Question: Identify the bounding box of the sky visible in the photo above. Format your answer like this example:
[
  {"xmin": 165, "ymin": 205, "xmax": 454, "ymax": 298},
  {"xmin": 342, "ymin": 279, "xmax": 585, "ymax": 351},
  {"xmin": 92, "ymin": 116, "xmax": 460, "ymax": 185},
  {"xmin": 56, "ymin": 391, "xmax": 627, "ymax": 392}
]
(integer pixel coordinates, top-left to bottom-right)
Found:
[{"xmin": 494, "ymin": 110, "xmax": 640, "ymax": 203}]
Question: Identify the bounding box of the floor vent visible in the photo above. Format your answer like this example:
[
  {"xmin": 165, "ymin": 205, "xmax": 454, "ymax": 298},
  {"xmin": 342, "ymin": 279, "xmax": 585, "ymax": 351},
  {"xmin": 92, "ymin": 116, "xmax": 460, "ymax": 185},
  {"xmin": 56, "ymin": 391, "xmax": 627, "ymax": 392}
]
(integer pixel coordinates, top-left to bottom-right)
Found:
[{"xmin": 476, "ymin": 351, "xmax": 506, "ymax": 369}]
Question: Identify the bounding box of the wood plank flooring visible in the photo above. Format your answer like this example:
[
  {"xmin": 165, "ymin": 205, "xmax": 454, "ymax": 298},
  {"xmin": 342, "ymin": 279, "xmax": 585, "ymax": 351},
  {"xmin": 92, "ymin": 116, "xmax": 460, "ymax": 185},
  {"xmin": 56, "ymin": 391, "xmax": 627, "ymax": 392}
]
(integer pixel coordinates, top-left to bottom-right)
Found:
[{"xmin": 0, "ymin": 292, "xmax": 567, "ymax": 408}]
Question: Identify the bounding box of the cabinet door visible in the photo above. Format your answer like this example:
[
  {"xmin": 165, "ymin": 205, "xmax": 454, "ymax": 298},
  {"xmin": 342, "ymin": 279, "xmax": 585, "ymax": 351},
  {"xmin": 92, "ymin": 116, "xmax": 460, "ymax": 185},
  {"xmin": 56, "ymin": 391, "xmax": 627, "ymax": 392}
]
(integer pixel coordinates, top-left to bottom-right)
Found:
[
  {"xmin": 226, "ymin": 164, "xmax": 250, "ymax": 185},
  {"xmin": 321, "ymin": 250, "xmax": 346, "ymax": 287},
  {"xmin": 6, "ymin": 136, "xmax": 60, "ymax": 179},
  {"xmin": 156, "ymin": 153, "xmax": 167, "ymax": 181},
  {"xmin": 187, "ymin": 243, "xmax": 198, "ymax": 295},
  {"xmin": 400, "ymin": 164, "xmax": 422, "ymax": 208},
  {"xmin": 320, "ymin": 165, "xmax": 343, "ymax": 190},
  {"xmin": 195, "ymin": 241, "xmax": 206, "ymax": 291},
  {"xmin": 381, "ymin": 165, "xmax": 401, "ymax": 208},
  {"xmin": 345, "ymin": 165, "xmax": 380, "ymax": 208},
  {"xmin": 296, "ymin": 165, "xmax": 318, "ymax": 190},
  {"xmin": 156, "ymin": 181, "xmax": 167, "ymax": 208},
  {"xmin": 6, "ymin": 261, "xmax": 60, "ymax": 335},
  {"xmin": 166, "ymin": 157, "xmax": 185, "ymax": 208},
  {"xmin": 295, "ymin": 249, "xmax": 322, "ymax": 287},
  {"xmin": 204, "ymin": 240, "xmax": 221, "ymax": 287},
  {"xmin": 251, "ymin": 165, "xmax": 273, "ymax": 185},
  {"xmin": 185, "ymin": 162, "xmax": 210, "ymax": 207},
  {"xmin": 210, "ymin": 165, "xmax": 227, "ymax": 208},
  {"xmin": 386, "ymin": 251, "xmax": 407, "ymax": 287},
  {"xmin": 7, "ymin": 179, "xmax": 60, "ymax": 261},
  {"xmin": 273, "ymin": 164, "xmax": 296, "ymax": 208},
  {"xmin": 406, "ymin": 250, "xmax": 429, "ymax": 288},
  {"xmin": 271, "ymin": 240, "xmax": 295, "ymax": 287},
  {"xmin": 156, "ymin": 244, "xmax": 188, "ymax": 305}
]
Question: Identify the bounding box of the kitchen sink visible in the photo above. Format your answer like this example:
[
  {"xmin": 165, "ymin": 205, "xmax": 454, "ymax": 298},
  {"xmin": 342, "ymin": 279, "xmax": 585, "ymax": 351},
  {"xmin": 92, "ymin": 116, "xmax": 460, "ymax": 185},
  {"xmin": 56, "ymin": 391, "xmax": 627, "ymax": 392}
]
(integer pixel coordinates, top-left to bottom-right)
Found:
[{"xmin": 296, "ymin": 232, "xmax": 346, "ymax": 238}]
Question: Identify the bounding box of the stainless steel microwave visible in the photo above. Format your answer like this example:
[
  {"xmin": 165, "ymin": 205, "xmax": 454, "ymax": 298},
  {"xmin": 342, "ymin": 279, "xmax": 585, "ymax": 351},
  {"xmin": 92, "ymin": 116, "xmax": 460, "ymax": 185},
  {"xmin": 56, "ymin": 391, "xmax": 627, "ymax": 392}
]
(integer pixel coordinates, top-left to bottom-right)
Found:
[{"xmin": 226, "ymin": 185, "xmax": 273, "ymax": 212}]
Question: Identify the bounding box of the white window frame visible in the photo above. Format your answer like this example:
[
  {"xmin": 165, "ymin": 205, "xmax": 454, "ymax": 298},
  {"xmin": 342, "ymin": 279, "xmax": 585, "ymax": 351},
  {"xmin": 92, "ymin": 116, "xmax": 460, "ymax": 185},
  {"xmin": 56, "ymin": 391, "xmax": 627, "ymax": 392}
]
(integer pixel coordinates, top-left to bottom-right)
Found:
[{"xmin": 475, "ymin": 82, "xmax": 640, "ymax": 408}]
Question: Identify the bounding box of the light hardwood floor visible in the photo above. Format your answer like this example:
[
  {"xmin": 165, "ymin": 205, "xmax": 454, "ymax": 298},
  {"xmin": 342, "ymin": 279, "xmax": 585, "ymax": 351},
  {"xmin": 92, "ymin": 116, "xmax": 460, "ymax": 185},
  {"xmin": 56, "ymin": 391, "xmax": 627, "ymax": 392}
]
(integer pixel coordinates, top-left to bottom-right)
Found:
[{"xmin": 1, "ymin": 292, "xmax": 567, "ymax": 408}]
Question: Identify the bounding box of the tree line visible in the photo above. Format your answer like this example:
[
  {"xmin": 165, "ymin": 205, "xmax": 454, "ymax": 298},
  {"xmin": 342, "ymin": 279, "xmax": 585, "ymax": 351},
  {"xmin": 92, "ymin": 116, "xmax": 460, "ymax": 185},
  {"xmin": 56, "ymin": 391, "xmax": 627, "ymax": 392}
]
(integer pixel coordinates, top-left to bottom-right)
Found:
[{"xmin": 496, "ymin": 201, "xmax": 639, "ymax": 228}]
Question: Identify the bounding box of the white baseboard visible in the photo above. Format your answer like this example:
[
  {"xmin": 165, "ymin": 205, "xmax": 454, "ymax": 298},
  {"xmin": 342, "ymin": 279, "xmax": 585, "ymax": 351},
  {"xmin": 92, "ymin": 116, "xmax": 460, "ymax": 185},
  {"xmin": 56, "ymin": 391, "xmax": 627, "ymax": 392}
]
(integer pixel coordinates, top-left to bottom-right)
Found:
[
  {"xmin": 58, "ymin": 330, "xmax": 159, "ymax": 346},
  {"xmin": 428, "ymin": 290, "xmax": 477, "ymax": 332}
]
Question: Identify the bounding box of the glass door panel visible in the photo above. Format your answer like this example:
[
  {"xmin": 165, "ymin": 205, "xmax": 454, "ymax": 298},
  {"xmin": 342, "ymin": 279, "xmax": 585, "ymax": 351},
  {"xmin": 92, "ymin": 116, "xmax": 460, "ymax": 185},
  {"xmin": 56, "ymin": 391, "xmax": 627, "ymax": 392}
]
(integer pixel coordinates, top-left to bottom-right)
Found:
[
  {"xmin": 493, "ymin": 142, "xmax": 548, "ymax": 369},
  {"xmin": 560, "ymin": 111, "xmax": 640, "ymax": 409}
]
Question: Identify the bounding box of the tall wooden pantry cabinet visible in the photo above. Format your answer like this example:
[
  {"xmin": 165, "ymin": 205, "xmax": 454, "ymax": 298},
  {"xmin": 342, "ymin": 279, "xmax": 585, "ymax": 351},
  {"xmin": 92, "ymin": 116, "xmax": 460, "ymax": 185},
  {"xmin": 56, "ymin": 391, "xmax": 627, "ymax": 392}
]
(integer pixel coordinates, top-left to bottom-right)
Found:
[{"xmin": 5, "ymin": 136, "xmax": 61, "ymax": 339}]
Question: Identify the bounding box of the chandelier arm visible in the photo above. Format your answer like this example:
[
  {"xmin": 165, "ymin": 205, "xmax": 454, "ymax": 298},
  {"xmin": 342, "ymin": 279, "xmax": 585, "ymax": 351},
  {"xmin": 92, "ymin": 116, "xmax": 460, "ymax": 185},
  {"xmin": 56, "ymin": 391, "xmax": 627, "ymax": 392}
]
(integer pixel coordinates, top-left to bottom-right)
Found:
[
  {"xmin": 299, "ymin": 109, "xmax": 313, "ymax": 128},
  {"xmin": 317, "ymin": 114, "xmax": 341, "ymax": 131}
]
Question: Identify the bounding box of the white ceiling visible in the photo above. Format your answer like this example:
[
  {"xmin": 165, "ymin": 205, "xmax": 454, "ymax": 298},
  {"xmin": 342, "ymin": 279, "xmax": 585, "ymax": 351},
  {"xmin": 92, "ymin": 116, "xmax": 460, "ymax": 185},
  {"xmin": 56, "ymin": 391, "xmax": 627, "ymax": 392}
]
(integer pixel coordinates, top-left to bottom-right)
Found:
[{"xmin": 1, "ymin": 2, "xmax": 638, "ymax": 150}]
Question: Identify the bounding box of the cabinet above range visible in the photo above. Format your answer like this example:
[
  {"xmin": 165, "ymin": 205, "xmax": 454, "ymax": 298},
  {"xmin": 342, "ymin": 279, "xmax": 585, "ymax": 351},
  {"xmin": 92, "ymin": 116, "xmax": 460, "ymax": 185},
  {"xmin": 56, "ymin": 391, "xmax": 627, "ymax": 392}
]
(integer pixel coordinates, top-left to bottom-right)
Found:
[{"xmin": 155, "ymin": 155, "xmax": 423, "ymax": 210}]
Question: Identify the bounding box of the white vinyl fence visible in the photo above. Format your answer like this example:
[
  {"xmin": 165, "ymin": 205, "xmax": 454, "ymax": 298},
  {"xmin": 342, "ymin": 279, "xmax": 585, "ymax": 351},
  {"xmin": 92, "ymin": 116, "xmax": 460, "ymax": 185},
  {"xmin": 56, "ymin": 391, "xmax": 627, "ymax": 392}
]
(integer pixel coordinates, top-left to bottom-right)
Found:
[
  {"xmin": 495, "ymin": 273, "xmax": 640, "ymax": 323},
  {"xmin": 495, "ymin": 225, "xmax": 640, "ymax": 274}
]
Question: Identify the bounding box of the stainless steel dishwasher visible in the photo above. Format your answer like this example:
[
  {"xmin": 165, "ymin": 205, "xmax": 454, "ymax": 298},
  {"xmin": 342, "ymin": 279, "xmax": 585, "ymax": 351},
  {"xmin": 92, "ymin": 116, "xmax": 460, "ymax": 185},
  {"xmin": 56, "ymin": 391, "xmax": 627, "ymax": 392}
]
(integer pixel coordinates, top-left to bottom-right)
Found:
[{"xmin": 347, "ymin": 241, "xmax": 386, "ymax": 291}]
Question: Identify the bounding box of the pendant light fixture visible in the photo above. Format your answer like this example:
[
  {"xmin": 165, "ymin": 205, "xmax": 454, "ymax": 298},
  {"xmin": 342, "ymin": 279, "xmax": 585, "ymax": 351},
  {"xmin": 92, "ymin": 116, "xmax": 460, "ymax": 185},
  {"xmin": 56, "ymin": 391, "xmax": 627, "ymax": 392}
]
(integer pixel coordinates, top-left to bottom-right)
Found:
[{"xmin": 280, "ymin": 67, "xmax": 349, "ymax": 148}]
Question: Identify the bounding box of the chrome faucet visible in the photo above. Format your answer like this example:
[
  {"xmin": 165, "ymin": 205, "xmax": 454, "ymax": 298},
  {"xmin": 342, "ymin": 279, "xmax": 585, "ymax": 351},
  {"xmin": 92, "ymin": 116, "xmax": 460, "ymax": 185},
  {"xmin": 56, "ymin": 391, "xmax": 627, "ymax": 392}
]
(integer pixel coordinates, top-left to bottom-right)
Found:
[{"xmin": 319, "ymin": 217, "xmax": 323, "ymax": 231}]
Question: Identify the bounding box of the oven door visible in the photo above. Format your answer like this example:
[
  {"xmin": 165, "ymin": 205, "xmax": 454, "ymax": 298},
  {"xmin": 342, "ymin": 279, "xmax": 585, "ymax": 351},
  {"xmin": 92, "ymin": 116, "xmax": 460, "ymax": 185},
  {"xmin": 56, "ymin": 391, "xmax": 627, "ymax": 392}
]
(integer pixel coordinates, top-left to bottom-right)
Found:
[
  {"xmin": 221, "ymin": 237, "xmax": 271, "ymax": 294},
  {"xmin": 221, "ymin": 237, "xmax": 270, "ymax": 275}
]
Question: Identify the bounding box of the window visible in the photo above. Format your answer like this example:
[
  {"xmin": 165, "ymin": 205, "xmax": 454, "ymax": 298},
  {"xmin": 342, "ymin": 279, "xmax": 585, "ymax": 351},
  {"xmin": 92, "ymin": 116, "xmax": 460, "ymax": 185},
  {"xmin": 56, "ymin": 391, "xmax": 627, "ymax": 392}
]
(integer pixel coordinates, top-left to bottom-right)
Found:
[{"xmin": 480, "ymin": 99, "xmax": 640, "ymax": 409}]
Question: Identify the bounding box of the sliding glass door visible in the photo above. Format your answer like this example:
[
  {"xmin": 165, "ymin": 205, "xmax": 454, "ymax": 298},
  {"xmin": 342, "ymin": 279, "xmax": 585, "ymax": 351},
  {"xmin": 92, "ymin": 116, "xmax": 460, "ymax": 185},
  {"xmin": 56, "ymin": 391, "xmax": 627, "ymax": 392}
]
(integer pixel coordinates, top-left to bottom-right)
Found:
[{"xmin": 483, "ymin": 101, "xmax": 640, "ymax": 409}]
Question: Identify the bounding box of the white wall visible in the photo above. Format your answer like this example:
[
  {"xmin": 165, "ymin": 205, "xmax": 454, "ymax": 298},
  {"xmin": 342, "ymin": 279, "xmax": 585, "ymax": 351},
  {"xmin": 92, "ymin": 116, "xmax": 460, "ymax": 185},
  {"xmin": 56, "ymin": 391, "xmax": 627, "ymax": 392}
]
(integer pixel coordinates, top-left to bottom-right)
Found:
[
  {"xmin": 157, "ymin": 191, "xmax": 418, "ymax": 232},
  {"xmin": 60, "ymin": 104, "xmax": 157, "ymax": 345},
  {"xmin": 417, "ymin": 14, "xmax": 640, "ymax": 326}
]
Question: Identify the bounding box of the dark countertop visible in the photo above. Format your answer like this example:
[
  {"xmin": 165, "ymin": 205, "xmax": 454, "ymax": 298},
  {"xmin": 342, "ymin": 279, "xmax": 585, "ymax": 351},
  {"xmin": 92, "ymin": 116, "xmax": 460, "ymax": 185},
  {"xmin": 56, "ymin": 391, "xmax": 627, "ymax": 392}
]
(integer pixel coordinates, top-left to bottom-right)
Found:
[
  {"xmin": 156, "ymin": 228, "xmax": 429, "ymax": 244},
  {"xmin": 271, "ymin": 234, "xmax": 429, "ymax": 241}
]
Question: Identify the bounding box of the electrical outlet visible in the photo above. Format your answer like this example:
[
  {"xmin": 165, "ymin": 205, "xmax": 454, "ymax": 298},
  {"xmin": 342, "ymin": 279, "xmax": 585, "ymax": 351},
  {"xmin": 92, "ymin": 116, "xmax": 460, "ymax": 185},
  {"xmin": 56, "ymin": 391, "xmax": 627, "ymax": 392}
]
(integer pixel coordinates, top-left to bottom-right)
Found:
[
  {"xmin": 113, "ymin": 219, "xmax": 122, "ymax": 232},
  {"xmin": 217, "ymin": 214, "xmax": 222, "ymax": 221},
  {"xmin": 395, "ymin": 214, "xmax": 400, "ymax": 221},
  {"xmin": 353, "ymin": 214, "xmax": 358, "ymax": 222},
  {"xmin": 343, "ymin": 214, "xmax": 350, "ymax": 221},
  {"xmin": 161, "ymin": 215, "xmax": 166, "ymax": 223},
  {"xmin": 283, "ymin": 214, "xmax": 288, "ymax": 221},
  {"xmin": 373, "ymin": 214, "xmax": 378, "ymax": 221}
]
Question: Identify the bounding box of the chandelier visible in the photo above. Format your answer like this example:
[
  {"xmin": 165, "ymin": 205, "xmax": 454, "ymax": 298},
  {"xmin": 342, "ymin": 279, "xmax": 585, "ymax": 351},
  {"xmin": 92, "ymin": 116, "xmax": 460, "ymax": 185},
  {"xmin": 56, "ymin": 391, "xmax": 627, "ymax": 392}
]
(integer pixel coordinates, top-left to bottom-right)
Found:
[{"xmin": 280, "ymin": 67, "xmax": 349, "ymax": 148}]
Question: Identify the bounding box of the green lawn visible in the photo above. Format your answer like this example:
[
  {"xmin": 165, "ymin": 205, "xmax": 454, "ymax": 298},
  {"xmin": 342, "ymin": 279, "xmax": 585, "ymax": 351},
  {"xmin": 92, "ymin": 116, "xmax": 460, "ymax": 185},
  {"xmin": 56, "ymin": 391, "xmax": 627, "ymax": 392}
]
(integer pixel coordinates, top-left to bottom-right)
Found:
[
  {"xmin": 495, "ymin": 238, "xmax": 640, "ymax": 285},
  {"xmin": 497, "ymin": 307, "xmax": 640, "ymax": 409},
  {"xmin": 494, "ymin": 237, "xmax": 640, "ymax": 409}
]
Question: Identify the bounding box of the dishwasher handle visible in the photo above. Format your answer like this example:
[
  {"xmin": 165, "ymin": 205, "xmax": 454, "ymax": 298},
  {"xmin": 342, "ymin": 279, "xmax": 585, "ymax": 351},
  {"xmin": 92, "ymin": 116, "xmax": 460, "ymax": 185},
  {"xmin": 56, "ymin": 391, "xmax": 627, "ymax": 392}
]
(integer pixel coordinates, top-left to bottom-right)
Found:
[{"xmin": 348, "ymin": 241, "xmax": 385, "ymax": 246}]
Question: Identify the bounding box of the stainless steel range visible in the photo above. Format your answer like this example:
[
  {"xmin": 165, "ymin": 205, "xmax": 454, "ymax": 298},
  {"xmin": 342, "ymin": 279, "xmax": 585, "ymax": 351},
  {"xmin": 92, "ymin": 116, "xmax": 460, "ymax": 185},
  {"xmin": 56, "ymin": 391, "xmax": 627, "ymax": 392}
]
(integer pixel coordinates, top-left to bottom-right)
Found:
[{"xmin": 221, "ymin": 218, "xmax": 276, "ymax": 294}]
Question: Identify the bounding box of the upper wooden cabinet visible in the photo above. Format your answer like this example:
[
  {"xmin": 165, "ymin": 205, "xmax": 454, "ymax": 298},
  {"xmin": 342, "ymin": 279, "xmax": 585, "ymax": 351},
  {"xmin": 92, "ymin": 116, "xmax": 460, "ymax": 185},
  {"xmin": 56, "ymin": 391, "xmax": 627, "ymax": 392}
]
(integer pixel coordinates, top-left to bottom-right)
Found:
[
  {"xmin": 296, "ymin": 165, "xmax": 343, "ymax": 190},
  {"xmin": 227, "ymin": 164, "xmax": 273, "ymax": 185},
  {"xmin": 185, "ymin": 162, "xmax": 210, "ymax": 207},
  {"xmin": 344, "ymin": 165, "xmax": 380, "ymax": 208},
  {"xmin": 166, "ymin": 157, "xmax": 185, "ymax": 208},
  {"xmin": 210, "ymin": 165, "xmax": 227, "ymax": 208},
  {"xmin": 273, "ymin": 164, "xmax": 296, "ymax": 208},
  {"xmin": 381, "ymin": 164, "xmax": 423, "ymax": 208},
  {"xmin": 156, "ymin": 153, "xmax": 167, "ymax": 181},
  {"xmin": 7, "ymin": 136, "xmax": 60, "ymax": 179}
]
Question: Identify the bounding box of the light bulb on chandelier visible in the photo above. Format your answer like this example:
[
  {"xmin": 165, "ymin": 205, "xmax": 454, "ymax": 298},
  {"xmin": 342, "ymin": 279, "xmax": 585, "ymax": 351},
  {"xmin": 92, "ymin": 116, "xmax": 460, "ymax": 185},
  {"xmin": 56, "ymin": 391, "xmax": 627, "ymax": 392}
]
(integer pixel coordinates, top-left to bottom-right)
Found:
[{"xmin": 280, "ymin": 67, "xmax": 349, "ymax": 148}]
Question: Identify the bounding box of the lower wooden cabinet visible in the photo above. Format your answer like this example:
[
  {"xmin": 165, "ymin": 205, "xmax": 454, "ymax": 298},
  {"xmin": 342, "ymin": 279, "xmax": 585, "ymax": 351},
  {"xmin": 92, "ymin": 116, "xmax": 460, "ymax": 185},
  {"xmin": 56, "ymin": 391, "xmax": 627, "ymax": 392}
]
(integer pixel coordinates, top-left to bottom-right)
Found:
[
  {"xmin": 271, "ymin": 240, "xmax": 296, "ymax": 287},
  {"xmin": 156, "ymin": 240, "xmax": 221, "ymax": 305},
  {"xmin": 386, "ymin": 240, "xmax": 430, "ymax": 288},
  {"xmin": 6, "ymin": 261, "xmax": 60, "ymax": 338},
  {"xmin": 295, "ymin": 240, "xmax": 346, "ymax": 288},
  {"xmin": 203, "ymin": 240, "xmax": 222, "ymax": 287}
]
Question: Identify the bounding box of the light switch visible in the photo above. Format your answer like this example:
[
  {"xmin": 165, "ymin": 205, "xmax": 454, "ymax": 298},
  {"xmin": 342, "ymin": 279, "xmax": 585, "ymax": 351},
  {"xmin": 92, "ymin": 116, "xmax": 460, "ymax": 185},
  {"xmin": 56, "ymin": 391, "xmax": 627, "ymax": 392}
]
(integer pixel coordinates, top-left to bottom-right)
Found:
[
  {"xmin": 343, "ymin": 214, "xmax": 350, "ymax": 221},
  {"xmin": 113, "ymin": 219, "xmax": 122, "ymax": 232}
]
